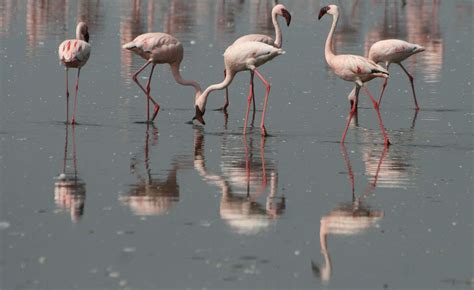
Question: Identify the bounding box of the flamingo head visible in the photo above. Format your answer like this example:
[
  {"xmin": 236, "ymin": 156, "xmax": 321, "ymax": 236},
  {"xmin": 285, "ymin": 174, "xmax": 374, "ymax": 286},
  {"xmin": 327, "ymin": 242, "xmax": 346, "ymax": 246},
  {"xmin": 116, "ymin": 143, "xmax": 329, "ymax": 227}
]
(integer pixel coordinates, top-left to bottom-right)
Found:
[
  {"xmin": 318, "ymin": 4, "xmax": 338, "ymax": 20},
  {"xmin": 274, "ymin": 4, "xmax": 292, "ymax": 26},
  {"xmin": 76, "ymin": 22, "xmax": 89, "ymax": 42},
  {"xmin": 193, "ymin": 105, "xmax": 206, "ymax": 125}
]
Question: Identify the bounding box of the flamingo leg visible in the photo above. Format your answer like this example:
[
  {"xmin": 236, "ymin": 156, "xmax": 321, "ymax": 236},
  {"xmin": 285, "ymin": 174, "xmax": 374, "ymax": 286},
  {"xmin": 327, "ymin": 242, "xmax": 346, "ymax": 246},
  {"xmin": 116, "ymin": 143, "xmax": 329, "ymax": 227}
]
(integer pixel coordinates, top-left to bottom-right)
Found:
[
  {"xmin": 132, "ymin": 60, "xmax": 160, "ymax": 122},
  {"xmin": 71, "ymin": 68, "xmax": 80, "ymax": 125},
  {"xmin": 398, "ymin": 63, "xmax": 420, "ymax": 110},
  {"xmin": 145, "ymin": 64, "xmax": 156, "ymax": 121},
  {"xmin": 377, "ymin": 63, "xmax": 390, "ymax": 106},
  {"xmin": 341, "ymin": 86, "xmax": 359, "ymax": 143},
  {"xmin": 243, "ymin": 71, "xmax": 255, "ymax": 135},
  {"xmin": 253, "ymin": 69, "xmax": 270, "ymax": 137},
  {"xmin": 363, "ymin": 86, "xmax": 391, "ymax": 146},
  {"xmin": 250, "ymin": 72, "xmax": 256, "ymax": 126},
  {"xmin": 65, "ymin": 68, "xmax": 69, "ymax": 123}
]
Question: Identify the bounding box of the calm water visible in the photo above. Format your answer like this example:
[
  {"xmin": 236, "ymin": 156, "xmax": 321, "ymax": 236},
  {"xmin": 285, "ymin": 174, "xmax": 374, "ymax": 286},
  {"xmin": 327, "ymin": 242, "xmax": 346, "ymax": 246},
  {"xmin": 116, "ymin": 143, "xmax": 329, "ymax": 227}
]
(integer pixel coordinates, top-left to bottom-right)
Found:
[{"xmin": 0, "ymin": 0, "xmax": 473, "ymax": 289}]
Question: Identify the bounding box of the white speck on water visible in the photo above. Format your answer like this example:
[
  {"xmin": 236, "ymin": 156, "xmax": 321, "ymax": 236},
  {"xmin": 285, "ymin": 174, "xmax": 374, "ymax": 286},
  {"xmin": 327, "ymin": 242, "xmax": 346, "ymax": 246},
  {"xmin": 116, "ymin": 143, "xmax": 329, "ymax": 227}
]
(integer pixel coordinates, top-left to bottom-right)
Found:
[
  {"xmin": 452, "ymin": 221, "xmax": 457, "ymax": 226},
  {"xmin": 200, "ymin": 221, "xmax": 211, "ymax": 227},
  {"xmin": 427, "ymin": 228, "xmax": 432, "ymax": 232},
  {"xmin": 109, "ymin": 272, "xmax": 120, "ymax": 278},
  {"xmin": 190, "ymin": 40, "xmax": 196, "ymax": 45},
  {"xmin": 0, "ymin": 221, "xmax": 10, "ymax": 230},
  {"xmin": 119, "ymin": 280, "xmax": 127, "ymax": 287},
  {"xmin": 123, "ymin": 247, "xmax": 136, "ymax": 253},
  {"xmin": 38, "ymin": 256, "xmax": 46, "ymax": 264},
  {"xmin": 294, "ymin": 250, "xmax": 300, "ymax": 256}
]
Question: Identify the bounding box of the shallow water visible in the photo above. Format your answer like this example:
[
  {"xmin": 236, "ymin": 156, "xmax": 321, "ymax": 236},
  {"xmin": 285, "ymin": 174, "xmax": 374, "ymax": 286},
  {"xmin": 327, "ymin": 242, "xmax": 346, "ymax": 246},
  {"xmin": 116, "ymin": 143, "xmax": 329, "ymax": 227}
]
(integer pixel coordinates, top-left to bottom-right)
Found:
[{"xmin": 0, "ymin": 0, "xmax": 473, "ymax": 289}]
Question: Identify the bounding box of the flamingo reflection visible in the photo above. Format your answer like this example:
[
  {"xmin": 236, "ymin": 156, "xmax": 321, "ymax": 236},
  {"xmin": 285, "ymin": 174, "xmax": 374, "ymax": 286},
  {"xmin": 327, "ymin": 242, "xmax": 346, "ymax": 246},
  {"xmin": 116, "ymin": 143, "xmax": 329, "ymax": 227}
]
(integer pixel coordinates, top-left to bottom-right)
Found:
[
  {"xmin": 312, "ymin": 144, "xmax": 386, "ymax": 283},
  {"xmin": 119, "ymin": 124, "xmax": 181, "ymax": 216},
  {"xmin": 54, "ymin": 124, "xmax": 86, "ymax": 222},
  {"xmin": 193, "ymin": 129, "xmax": 285, "ymax": 235}
]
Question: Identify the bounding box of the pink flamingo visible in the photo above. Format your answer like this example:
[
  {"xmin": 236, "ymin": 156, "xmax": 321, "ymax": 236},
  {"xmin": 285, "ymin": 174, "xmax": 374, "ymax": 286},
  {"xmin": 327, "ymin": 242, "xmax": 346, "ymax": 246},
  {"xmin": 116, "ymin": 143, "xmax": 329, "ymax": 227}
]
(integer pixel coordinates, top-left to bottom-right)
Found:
[
  {"xmin": 217, "ymin": 4, "xmax": 291, "ymax": 113},
  {"xmin": 193, "ymin": 41, "xmax": 285, "ymax": 136},
  {"xmin": 58, "ymin": 22, "xmax": 91, "ymax": 124},
  {"xmin": 318, "ymin": 5, "xmax": 391, "ymax": 146},
  {"xmin": 368, "ymin": 39, "xmax": 425, "ymax": 110},
  {"xmin": 123, "ymin": 33, "xmax": 201, "ymax": 123}
]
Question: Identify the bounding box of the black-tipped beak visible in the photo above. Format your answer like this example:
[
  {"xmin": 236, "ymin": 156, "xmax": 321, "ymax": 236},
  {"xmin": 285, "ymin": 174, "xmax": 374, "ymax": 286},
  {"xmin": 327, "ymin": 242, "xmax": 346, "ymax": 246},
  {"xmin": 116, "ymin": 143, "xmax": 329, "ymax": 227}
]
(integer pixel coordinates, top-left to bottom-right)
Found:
[
  {"xmin": 193, "ymin": 105, "xmax": 206, "ymax": 125},
  {"xmin": 85, "ymin": 31, "xmax": 90, "ymax": 43},
  {"xmin": 282, "ymin": 9, "xmax": 292, "ymax": 26},
  {"xmin": 318, "ymin": 6, "xmax": 329, "ymax": 20}
]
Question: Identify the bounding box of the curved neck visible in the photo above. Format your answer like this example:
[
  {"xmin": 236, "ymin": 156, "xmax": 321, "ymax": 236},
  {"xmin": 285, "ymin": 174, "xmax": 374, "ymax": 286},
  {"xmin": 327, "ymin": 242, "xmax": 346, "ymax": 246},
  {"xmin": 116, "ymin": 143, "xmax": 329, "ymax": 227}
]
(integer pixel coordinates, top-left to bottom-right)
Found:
[
  {"xmin": 196, "ymin": 69, "xmax": 235, "ymax": 110},
  {"xmin": 272, "ymin": 11, "xmax": 282, "ymax": 48},
  {"xmin": 170, "ymin": 63, "xmax": 202, "ymax": 94},
  {"xmin": 325, "ymin": 12, "xmax": 339, "ymax": 63}
]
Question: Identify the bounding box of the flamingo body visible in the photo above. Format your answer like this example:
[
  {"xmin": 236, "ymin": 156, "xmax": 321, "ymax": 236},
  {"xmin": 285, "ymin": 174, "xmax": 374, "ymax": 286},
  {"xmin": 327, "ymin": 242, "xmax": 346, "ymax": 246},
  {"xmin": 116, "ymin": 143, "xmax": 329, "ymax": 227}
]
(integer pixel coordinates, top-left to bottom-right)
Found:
[
  {"xmin": 369, "ymin": 39, "xmax": 425, "ymax": 66},
  {"xmin": 123, "ymin": 32, "xmax": 201, "ymax": 122},
  {"xmin": 123, "ymin": 32, "xmax": 183, "ymax": 64}
]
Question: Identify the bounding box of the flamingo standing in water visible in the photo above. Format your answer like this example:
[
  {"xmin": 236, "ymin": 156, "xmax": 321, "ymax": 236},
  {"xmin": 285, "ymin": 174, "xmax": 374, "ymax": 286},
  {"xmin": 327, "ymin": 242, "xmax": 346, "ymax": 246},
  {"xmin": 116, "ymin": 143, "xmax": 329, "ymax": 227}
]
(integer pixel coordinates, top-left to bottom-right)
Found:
[
  {"xmin": 217, "ymin": 4, "xmax": 292, "ymax": 113},
  {"xmin": 318, "ymin": 5, "xmax": 391, "ymax": 146},
  {"xmin": 123, "ymin": 33, "xmax": 201, "ymax": 123},
  {"xmin": 368, "ymin": 39, "xmax": 425, "ymax": 110},
  {"xmin": 193, "ymin": 41, "xmax": 285, "ymax": 136},
  {"xmin": 58, "ymin": 22, "xmax": 91, "ymax": 124}
]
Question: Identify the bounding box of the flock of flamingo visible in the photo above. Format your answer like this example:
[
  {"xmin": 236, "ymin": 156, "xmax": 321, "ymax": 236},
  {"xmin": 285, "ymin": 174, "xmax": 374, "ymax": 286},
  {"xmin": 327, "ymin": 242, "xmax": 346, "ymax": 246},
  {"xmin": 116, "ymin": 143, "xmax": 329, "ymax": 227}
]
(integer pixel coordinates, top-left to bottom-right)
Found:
[{"xmin": 58, "ymin": 3, "xmax": 425, "ymax": 146}]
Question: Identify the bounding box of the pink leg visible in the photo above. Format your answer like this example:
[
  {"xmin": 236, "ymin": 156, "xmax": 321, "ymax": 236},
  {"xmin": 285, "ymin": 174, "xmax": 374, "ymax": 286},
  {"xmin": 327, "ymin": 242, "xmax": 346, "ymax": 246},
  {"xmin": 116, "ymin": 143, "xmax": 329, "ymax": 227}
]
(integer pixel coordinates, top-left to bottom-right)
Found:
[
  {"xmin": 145, "ymin": 64, "xmax": 156, "ymax": 121},
  {"xmin": 339, "ymin": 143, "xmax": 355, "ymax": 199},
  {"xmin": 399, "ymin": 63, "xmax": 420, "ymax": 110},
  {"xmin": 65, "ymin": 68, "xmax": 69, "ymax": 123},
  {"xmin": 132, "ymin": 61, "xmax": 160, "ymax": 122},
  {"xmin": 71, "ymin": 68, "xmax": 80, "ymax": 124},
  {"xmin": 378, "ymin": 63, "xmax": 390, "ymax": 106},
  {"xmin": 243, "ymin": 71, "xmax": 255, "ymax": 135},
  {"xmin": 253, "ymin": 69, "xmax": 270, "ymax": 137},
  {"xmin": 250, "ymin": 72, "xmax": 256, "ymax": 126},
  {"xmin": 341, "ymin": 86, "xmax": 359, "ymax": 143},
  {"xmin": 364, "ymin": 86, "xmax": 391, "ymax": 146}
]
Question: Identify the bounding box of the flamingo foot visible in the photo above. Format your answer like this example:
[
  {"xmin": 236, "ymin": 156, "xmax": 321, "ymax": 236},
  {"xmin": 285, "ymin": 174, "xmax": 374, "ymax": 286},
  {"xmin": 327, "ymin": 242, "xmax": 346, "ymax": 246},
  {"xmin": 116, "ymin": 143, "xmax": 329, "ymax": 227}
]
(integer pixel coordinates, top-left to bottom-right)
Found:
[
  {"xmin": 384, "ymin": 138, "xmax": 391, "ymax": 146},
  {"xmin": 151, "ymin": 104, "xmax": 160, "ymax": 121},
  {"xmin": 260, "ymin": 125, "xmax": 268, "ymax": 137},
  {"xmin": 71, "ymin": 118, "xmax": 77, "ymax": 125}
]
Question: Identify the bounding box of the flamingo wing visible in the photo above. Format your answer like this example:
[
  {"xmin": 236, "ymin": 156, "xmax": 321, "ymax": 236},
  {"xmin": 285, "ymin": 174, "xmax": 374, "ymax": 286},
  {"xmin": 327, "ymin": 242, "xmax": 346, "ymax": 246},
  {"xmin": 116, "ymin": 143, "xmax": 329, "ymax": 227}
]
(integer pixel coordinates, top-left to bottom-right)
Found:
[
  {"xmin": 58, "ymin": 39, "xmax": 91, "ymax": 64},
  {"xmin": 233, "ymin": 34, "xmax": 275, "ymax": 46},
  {"xmin": 124, "ymin": 33, "xmax": 180, "ymax": 53}
]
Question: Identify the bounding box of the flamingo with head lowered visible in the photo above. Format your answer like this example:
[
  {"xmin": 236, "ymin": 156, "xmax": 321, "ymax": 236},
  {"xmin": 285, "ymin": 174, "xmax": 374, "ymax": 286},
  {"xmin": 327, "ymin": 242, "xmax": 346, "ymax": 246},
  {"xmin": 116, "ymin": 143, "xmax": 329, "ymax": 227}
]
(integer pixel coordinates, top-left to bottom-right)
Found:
[
  {"xmin": 123, "ymin": 33, "xmax": 201, "ymax": 123},
  {"xmin": 193, "ymin": 41, "xmax": 285, "ymax": 137},
  {"xmin": 217, "ymin": 4, "xmax": 291, "ymax": 113},
  {"xmin": 368, "ymin": 39, "xmax": 425, "ymax": 110},
  {"xmin": 58, "ymin": 22, "xmax": 91, "ymax": 124},
  {"xmin": 318, "ymin": 4, "xmax": 391, "ymax": 146}
]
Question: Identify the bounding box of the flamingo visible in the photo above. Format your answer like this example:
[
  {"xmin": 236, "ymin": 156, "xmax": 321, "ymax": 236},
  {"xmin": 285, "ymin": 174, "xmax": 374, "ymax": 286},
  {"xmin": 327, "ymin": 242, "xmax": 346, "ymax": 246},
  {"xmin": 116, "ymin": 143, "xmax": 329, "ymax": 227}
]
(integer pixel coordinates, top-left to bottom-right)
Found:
[
  {"xmin": 217, "ymin": 4, "xmax": 291, "ymax": 113},
  {"xmin": 58, "ymin": 22, "xmax": 91, "ymax": 124},
  {"xmin": 368, "ymin": 39, "xmax": 425, "ymax": 110},
  {"xmin": 123, "ymin": 33, "xmax": 201, "ymax": 123},
  {"xmin": 318, "ymin": 5, "xmax": 391, "ymax": 146},
  {"xmin": 193, "ymin": 41, "xmax": 284, "ymax": 136}
]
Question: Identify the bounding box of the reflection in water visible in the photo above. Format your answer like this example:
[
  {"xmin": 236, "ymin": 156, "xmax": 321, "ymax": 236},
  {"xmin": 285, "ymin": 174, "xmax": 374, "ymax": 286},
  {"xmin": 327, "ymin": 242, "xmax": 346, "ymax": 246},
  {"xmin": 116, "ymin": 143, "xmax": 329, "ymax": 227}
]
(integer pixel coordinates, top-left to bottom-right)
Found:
[
  {"xmin": 194, "ymin": 129, "xmax": 285, "ymax": 235},
  {"xmin": 54, "ymin": 125, "xmax": 86, "ymax": 222},
  {"xmin": 0, "ymin": 0, "xmax": 16, "ymax": 37},
  {"xmin": 119, "ymin": 124, "xmax": 180, "ymax": 216},
  {"xmin": 354, "ymin": 110, "xmax": 420, "ymax": 189},
  {"xmin": 313, "ymin": 144, "xmax": 386, "ymax": 283}
]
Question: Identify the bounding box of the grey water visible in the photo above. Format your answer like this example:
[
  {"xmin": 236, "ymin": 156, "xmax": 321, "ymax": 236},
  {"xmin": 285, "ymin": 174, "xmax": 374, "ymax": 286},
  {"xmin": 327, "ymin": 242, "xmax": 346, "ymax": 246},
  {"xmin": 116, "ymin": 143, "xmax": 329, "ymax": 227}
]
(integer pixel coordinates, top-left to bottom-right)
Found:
[{"xmin": 0, "ymin": 0, "xmax": 472, "ymax": 289}]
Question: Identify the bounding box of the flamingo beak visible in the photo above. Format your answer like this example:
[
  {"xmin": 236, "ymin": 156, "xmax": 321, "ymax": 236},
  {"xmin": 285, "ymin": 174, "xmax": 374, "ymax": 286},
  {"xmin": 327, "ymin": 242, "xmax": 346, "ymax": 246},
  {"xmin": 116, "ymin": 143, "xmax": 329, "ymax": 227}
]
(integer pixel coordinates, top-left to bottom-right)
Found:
[
  {"xmin": 84, "ymin": 31, "xmax": 90, "ymax": 43},
  {"xmin": 318, "ymin": 6, "xmax": 330, "ymax": 20},
  {"xmin": 193, "ymin": 105, "xmax": 206, "ymax": 125},
  {"xmin": 282, "ymin": 9, "xmax": 292, "ymax": 26}
]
